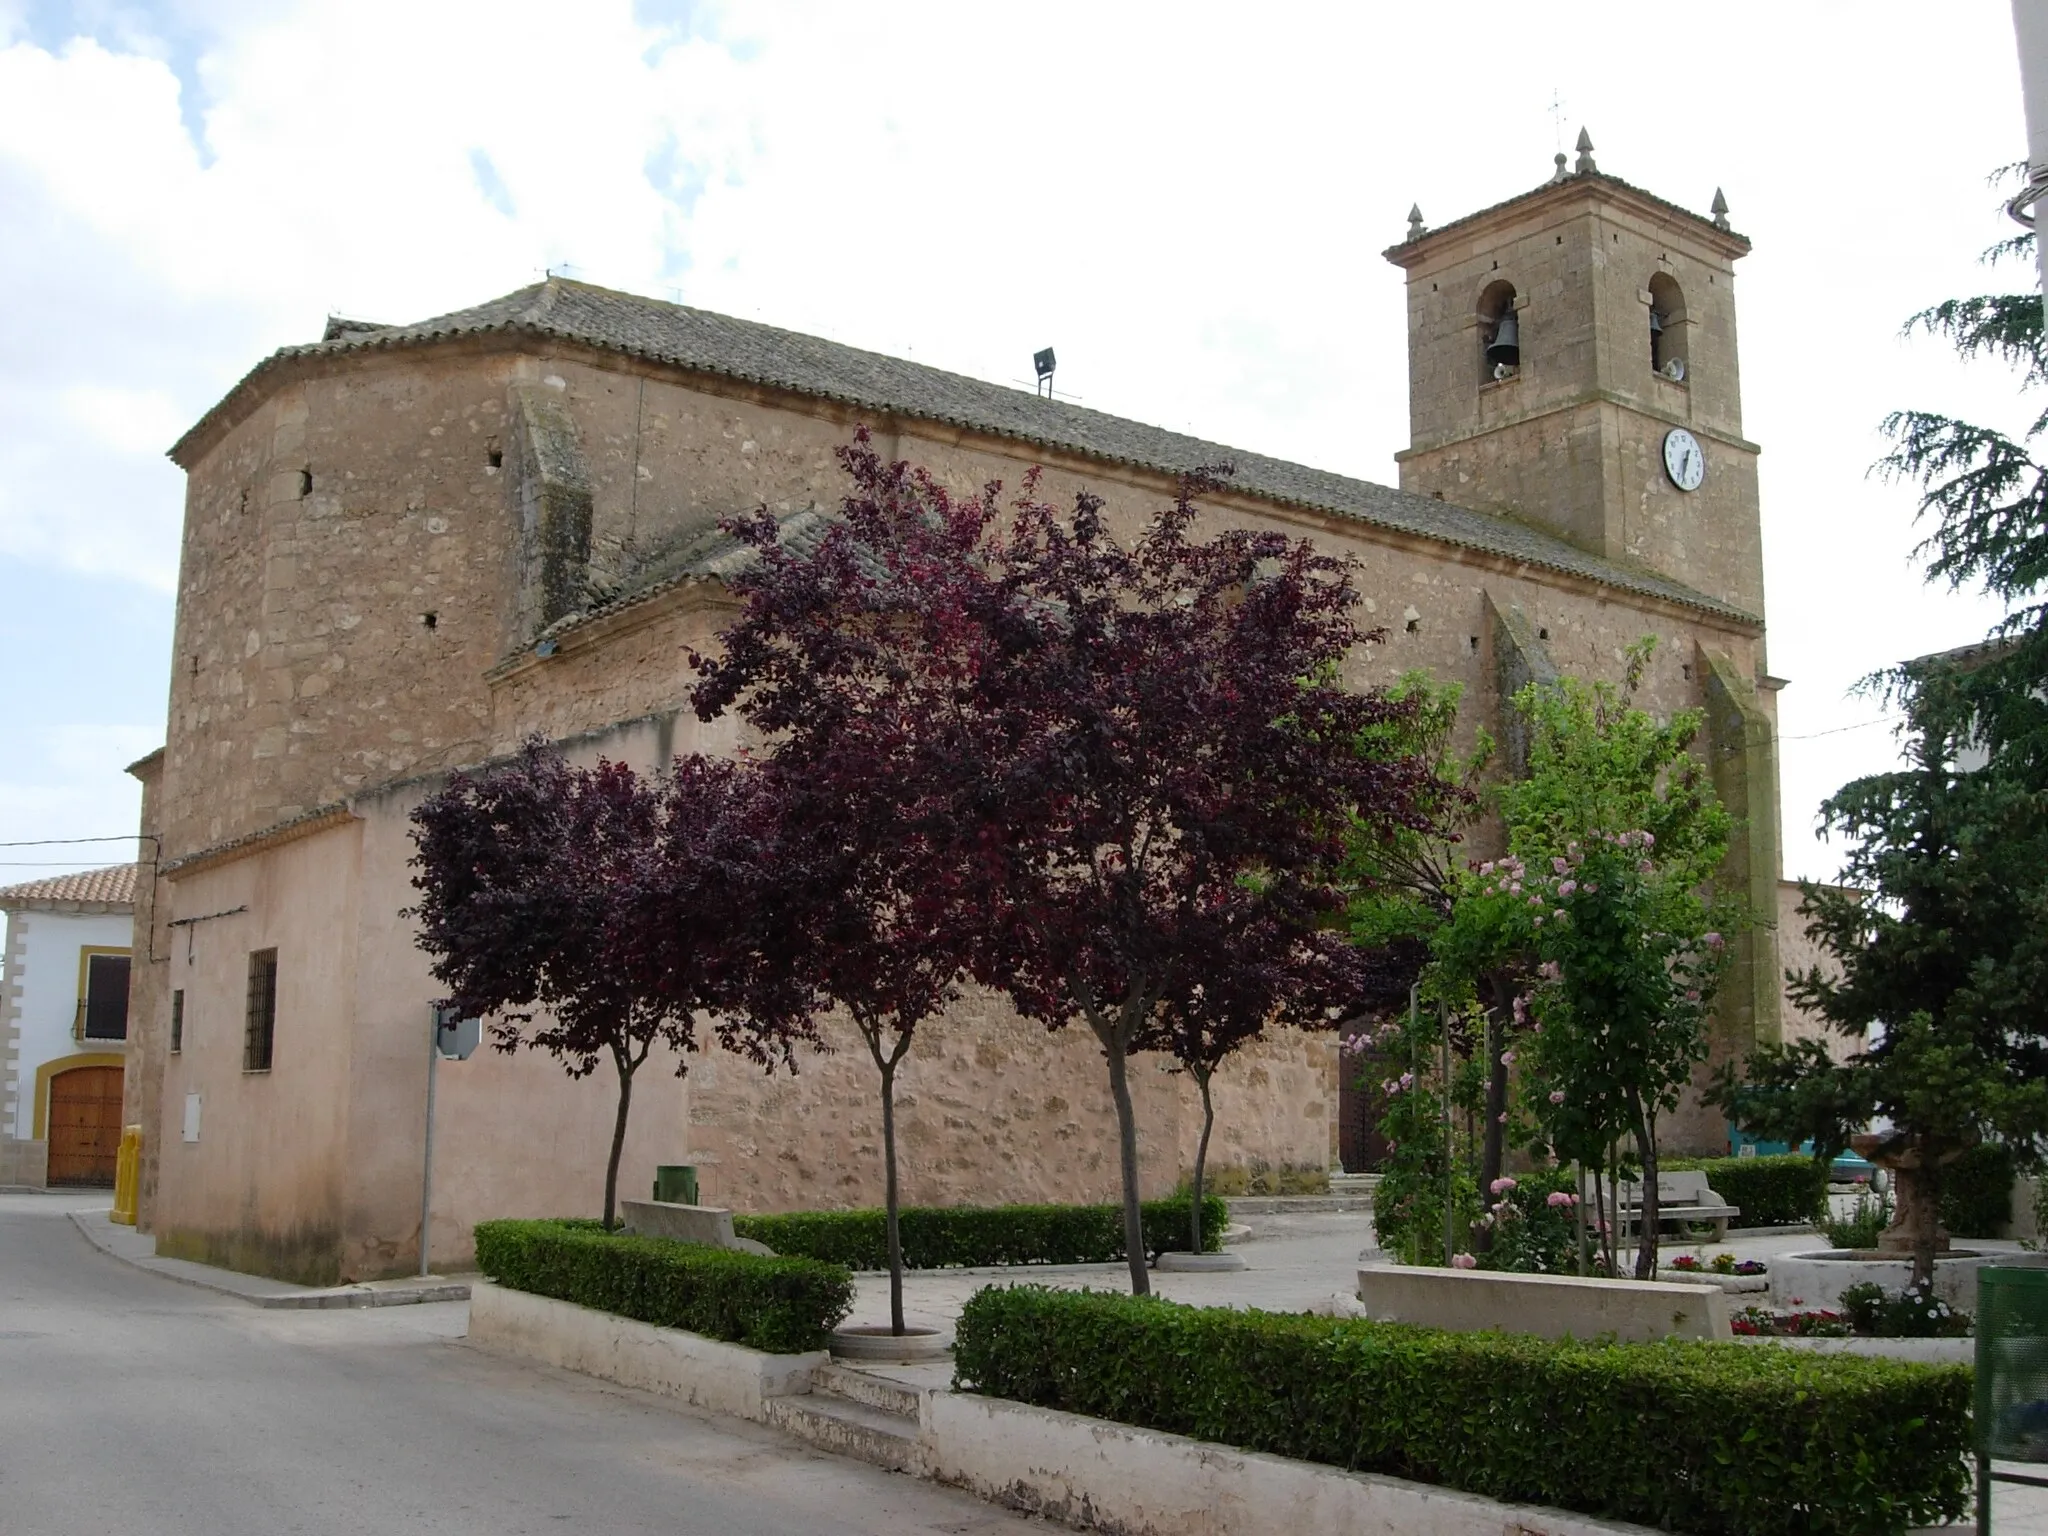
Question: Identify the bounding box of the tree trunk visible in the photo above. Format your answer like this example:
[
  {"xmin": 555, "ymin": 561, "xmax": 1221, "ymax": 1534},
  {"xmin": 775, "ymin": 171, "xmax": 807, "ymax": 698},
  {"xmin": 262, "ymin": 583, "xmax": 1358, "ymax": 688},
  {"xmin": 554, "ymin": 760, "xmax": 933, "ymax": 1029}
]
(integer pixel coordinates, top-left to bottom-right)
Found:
[
  {"xmin": 1190, "ymin": 1067, "xmax": 1216, "ymax": 1254},
  {"xmin": 1099, "ymin": 1022, "xmax": 1150, "ymax": 1296},
  {"xmin": 1632, "ymin": 1103, "xmax": 1660, "ymax": 1280},
  {"xmin": 604, "ymin": 1051, "xmax": 636, "ymax": 1232},
  {"xmin": 879, "ymin": 1055, "xmax": 906, "ymax": 1333}
]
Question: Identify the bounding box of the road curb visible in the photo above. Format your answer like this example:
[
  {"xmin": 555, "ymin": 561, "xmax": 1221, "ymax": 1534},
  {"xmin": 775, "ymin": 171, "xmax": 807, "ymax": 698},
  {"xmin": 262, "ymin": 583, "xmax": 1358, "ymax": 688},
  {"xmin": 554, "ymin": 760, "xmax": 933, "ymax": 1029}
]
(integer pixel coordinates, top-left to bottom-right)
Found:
[{"xmin": 68, "ymin": 1210, "xmax": 469, "ymax": 1308}]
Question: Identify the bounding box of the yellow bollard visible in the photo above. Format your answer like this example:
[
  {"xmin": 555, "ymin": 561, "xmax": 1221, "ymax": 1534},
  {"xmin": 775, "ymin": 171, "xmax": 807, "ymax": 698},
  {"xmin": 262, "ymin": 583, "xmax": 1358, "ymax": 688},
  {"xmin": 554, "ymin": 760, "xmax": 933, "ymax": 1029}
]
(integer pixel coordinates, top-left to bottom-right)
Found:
[{"xmin": 110, "ymin": 1124, "xmax": 141, "ymax": 1226}]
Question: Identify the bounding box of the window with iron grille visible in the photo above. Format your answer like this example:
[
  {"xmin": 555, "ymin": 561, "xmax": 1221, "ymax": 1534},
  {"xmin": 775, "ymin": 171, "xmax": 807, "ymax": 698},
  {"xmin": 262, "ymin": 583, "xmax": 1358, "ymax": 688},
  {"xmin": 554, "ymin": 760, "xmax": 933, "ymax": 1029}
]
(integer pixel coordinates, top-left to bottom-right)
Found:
[
  {"xmin": 245, "ymin": 950, "xmax": 277, "ymax": 1072},
  {"xmin": 170, "ymin": 989, "xmax": 185, "ymax": 1054},
  {"xmin": 81, "ymin": 952, "xmax": 131, "ymax": 1040}
]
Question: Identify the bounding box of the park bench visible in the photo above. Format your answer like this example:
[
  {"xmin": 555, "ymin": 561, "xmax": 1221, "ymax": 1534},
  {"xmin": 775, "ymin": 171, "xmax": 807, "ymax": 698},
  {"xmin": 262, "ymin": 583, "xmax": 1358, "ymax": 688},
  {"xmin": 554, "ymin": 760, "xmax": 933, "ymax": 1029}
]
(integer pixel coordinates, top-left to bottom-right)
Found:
[{"xmin": 1612, "ymin": 1170, "xmax": 1740, "ymax": 1242}]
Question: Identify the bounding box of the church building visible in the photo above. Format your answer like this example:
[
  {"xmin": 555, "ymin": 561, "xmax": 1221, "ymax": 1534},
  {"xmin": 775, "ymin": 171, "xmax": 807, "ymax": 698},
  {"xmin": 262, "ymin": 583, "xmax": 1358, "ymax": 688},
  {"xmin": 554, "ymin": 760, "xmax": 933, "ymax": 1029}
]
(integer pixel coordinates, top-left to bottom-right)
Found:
[{"xmin": 121, "ymin": 143, "xmax": 1794, "ymax": 1284}]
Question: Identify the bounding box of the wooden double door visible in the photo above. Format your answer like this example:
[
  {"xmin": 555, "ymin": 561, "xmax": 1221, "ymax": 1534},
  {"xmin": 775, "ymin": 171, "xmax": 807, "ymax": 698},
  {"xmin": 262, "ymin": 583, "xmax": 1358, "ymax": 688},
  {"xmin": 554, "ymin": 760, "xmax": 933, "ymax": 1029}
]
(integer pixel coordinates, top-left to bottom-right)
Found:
[{"xmin": 47, "ymin": 1065, "xmax": 124, "ymax": 1187}]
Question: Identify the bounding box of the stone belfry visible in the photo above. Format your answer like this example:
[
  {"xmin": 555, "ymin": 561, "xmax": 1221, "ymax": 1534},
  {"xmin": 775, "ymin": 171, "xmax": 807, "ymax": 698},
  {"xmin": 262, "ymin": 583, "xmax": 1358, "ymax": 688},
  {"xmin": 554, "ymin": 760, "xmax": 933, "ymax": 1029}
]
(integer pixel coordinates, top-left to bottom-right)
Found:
[{"xmin": 1386, "ymin": 133, "xmax": 1761, "ymax": 620}]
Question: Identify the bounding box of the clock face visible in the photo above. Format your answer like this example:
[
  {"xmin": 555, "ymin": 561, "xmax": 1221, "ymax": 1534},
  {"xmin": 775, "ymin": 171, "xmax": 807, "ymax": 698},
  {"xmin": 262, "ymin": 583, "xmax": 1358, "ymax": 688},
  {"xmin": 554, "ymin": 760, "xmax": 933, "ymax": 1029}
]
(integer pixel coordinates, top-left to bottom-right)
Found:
[{"xmin": 1663, "ymin": 428, "xmax": 1706, "ymax": 492}]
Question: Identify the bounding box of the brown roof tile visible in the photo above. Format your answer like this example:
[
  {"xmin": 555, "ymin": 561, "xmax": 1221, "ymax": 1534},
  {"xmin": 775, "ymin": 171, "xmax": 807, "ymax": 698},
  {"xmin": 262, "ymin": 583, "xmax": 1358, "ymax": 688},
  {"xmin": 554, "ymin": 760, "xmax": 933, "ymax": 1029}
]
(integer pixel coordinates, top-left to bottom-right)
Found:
[{"xmin": 0, "ymin": 864, "xmax": 139, "ymax": 910}]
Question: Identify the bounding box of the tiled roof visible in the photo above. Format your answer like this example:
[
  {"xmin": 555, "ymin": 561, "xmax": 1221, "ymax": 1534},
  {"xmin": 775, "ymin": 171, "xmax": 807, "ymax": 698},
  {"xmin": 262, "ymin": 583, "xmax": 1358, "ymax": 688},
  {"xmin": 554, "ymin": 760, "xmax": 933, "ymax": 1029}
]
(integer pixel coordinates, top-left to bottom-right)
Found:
[
  {"xmin": 173, "ymin": 279, "xmax": 1756, "ymax": 627},
  {"xmin": 0, "ymin": 863, "xmax": 138, "ymax": 909}
]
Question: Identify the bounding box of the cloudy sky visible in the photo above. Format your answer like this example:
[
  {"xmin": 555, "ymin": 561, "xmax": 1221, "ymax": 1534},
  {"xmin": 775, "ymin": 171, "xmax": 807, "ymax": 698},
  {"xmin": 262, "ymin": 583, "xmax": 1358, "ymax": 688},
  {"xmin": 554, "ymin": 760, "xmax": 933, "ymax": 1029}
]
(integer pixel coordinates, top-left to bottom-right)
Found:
[{"xmin": 0, "ymin": 0, "xmax": 2031, "ymax": 883}]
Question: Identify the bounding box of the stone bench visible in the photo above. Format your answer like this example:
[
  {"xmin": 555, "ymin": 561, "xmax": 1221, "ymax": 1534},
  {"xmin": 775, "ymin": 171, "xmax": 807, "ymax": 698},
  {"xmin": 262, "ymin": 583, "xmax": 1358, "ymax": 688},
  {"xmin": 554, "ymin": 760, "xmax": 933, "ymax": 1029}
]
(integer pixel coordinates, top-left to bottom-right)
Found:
[{"xmin": 1613, "ymin": 1171, "xmax": 1739, "ymax": 1241}]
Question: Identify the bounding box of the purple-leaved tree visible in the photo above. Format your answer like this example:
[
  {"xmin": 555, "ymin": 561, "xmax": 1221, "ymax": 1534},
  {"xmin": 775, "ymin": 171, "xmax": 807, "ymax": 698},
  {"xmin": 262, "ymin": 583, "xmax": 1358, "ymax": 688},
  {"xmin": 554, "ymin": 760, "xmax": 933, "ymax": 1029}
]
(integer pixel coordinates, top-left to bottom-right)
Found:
[
  {"xmin": 409, "ymin": 741, "xmax": 801, "ymax": 1231},
  {"xmin": 696, "ymin": 432, "xmax": 1433, "ymax": 1294}
]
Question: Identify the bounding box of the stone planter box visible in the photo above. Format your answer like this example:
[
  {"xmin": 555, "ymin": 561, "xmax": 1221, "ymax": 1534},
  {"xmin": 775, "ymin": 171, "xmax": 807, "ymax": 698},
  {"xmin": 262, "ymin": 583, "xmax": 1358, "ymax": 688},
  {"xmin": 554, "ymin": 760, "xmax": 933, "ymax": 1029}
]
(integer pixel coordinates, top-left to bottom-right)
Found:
[
  {"xmin": 1655, "ymin": 1268, "xmax": 1767, "ymax": 1293},
  {"xmin": 465, "ymin": 1280, "xmax": 825, "ymax": 1420},
  {"xmin": 1357, "ymin": 1263, "xmax": 1730, "ymax": 1341}
]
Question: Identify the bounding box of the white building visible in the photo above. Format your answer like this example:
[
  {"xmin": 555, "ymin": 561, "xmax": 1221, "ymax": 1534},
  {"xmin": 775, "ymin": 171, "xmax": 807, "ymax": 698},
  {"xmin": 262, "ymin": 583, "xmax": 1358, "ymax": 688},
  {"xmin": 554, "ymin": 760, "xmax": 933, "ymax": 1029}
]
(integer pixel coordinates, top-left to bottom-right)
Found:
[{"xmin": 0, "ymin": 866, "xmax": 138, "ymax": 1188}]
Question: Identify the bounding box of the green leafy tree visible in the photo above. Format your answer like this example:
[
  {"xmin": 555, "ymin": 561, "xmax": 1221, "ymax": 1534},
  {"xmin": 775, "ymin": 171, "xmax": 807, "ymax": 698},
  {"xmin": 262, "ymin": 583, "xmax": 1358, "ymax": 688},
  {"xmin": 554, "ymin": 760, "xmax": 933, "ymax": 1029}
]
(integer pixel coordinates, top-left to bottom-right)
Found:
[
  {"xmin": 1359, "ymin": 646, "xmax": 1737, "ymax": 1276},
  {"xmin": 1715, "ymin": 182, "xmax": 2048, "ymax": 1286}
]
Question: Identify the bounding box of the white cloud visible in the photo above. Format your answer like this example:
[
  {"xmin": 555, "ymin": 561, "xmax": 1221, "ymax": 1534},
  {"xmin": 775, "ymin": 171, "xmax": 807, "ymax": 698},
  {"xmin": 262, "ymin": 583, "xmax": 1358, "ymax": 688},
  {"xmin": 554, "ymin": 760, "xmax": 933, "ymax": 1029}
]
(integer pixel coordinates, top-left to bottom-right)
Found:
[{"xmin": 0, "ymin": 0, "xmax": 2033, "ymax": 881}]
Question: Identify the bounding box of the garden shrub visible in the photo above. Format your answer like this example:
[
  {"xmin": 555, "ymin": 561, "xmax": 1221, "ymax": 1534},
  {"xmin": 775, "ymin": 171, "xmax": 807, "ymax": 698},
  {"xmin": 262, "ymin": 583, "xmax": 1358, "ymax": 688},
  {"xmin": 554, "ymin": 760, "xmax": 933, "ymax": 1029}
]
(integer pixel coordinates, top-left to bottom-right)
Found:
[
  {"xmin": 1665, "ymin": 1154, "xmax": 1827, "ymax": 1228},
  {"xmin": 1940, "ymin": 1142, "xmax": 2015, "ymax": 1238},
  {"xmin": 1824, "ymin": 1185, "xmax": 1892, "ymax": 1249},
  {"xmin": 1473, "ymin": 1168, "xmax": 1581, "ymax": 1274},
  {"xmin": 954, "ymin": 1286, "xmax": 1971, "ymax": 1536},
  {"xmin": 473, "ymin": 1218, "xmax": 854, "ymax": 1352},
  {"xmin": 1839, "ymin": 1280, "xmax": 1973, "ymax": 1338},
  {"xmin": 731, "ymin": 1195, "xmax": 1227, "ymax": 1271}
]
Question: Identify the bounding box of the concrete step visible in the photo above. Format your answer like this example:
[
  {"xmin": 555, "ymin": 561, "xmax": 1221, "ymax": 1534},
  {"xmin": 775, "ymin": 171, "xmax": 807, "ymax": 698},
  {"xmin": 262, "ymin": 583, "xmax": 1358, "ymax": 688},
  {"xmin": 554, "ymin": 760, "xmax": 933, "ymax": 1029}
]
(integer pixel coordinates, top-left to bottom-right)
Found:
[
  {"xmin": 765, "ymin": 1390, "xmax": 922, "ymax": 1473},
  {"xmin": 812, "ymin": 1362, "xmax": 922, "ymax": 1419}
]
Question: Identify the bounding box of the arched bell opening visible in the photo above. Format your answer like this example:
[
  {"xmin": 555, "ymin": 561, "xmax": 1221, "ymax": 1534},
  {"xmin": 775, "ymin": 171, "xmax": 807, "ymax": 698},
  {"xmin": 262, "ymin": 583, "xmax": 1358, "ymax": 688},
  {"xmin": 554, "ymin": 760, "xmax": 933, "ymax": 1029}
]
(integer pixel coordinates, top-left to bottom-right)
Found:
[
  {"xmin": 1649, "ymin": 272, "xmax": 1688, "ymax": 382},
  {"xmin": 1478, "ymin": 280, "xmax": 1519, "ymax": 383}
]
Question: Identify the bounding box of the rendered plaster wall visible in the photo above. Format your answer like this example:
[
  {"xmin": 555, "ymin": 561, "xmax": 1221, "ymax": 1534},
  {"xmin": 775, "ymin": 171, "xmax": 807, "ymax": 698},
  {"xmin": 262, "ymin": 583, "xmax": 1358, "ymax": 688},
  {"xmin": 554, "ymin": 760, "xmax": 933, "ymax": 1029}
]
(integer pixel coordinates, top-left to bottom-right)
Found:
[{"xmin": 151, "ymin": 822, "xmax": 364, "ymax": 1284}]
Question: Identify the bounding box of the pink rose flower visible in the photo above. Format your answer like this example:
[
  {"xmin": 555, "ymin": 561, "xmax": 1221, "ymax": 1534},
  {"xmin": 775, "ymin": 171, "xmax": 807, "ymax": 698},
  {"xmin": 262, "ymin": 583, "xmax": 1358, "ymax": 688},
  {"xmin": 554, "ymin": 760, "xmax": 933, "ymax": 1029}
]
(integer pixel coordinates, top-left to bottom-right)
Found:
[
  {"xmin": 1549, "ymin": 1090, "xmax": 1566, "ymax": 1104},
  {"xmin": 1450, "ymin": 1253, "xmax": 1478, "ymax": 1270}
]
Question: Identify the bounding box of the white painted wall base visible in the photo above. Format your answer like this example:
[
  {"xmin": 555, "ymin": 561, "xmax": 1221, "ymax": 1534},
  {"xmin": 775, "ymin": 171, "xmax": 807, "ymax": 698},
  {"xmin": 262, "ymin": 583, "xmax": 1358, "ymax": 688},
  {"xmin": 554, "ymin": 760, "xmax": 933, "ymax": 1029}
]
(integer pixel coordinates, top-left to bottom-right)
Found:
[
  {"xmin": 470, "ymin": 1280, "xmax": 1664, "ymax": 1535},
  {"xmin": 465, "ymin": 1280, "xmax": 826, "ymax": 1420},
  {"xmin": 924, "ymin": 1393, "xmax": 1656, "ymax": 1536}
]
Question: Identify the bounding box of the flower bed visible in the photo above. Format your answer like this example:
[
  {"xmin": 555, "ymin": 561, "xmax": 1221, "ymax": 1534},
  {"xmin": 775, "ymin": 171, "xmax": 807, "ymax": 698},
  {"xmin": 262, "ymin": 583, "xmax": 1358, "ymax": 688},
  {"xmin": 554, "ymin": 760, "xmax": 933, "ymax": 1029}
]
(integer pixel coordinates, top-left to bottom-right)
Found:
[
  {"xmin": 472, "ymin": 1217, "xmax": 854, "ymax": 1353},
  {"xmin": 731, "ymin": 1195, "xmax": 1226, "ymax": 1271},
  {"xmin": 1669, "ymin": 1253, "xmax": 1766, "ymax": 1276},
  {"xmin": 954, "ymin": 1285, "xmax": 1972, "ymax": 1536}
]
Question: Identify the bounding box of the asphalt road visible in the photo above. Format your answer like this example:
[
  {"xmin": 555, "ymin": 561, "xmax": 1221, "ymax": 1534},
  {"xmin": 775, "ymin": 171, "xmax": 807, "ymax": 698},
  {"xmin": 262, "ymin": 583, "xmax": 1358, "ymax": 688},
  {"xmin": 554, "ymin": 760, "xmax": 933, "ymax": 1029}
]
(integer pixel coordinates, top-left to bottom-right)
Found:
[{"xmin": 0, "ymin": 1192, "xmax": 1036, "ymax": 1536}]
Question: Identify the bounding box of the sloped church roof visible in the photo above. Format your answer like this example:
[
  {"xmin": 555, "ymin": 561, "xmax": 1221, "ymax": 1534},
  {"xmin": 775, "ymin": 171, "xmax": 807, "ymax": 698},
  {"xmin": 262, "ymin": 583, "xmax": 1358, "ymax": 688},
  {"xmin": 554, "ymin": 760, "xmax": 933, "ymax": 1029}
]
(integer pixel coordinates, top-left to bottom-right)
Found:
[{"xmin": 173, "ymin": 278, "xmax": 1755, "ymax": 626}]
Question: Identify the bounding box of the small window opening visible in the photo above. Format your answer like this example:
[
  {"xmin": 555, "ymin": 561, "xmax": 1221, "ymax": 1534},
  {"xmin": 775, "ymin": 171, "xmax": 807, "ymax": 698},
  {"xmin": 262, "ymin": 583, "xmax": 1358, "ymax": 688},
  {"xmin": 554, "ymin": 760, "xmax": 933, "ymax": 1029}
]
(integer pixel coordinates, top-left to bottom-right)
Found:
[
  {"xmin": 486, "ymin": 447, "xmax": 502, "ymax": 469},
  {"xmin": 1649, "ymin": 273, "xmax": 1688, "ymax": 381},
  {"xmin": 238, "ymin": 489, "xmax": 248, "ymax": 515},
  {"xmin": 1681, "ymin": 662, "xmax": 1693, "ymax": 682},
  {"xmin": 1538, "ymin": 626, "xmax": 1550, "ymax": 640},
  {"xmin": 1478, "ymin": 279, "xmax": 1519, "ymax": 382},
  {"xmin": 171, "ymin": 989, "xmax": 185, "ymax": 1054},
  {"xmin": 421, "ymin": 612, "xmax": 438, "ymax": 631},
  {"xmin": 245, "ymin": 949, "xmax": 278, "ymax": 1072},
  {"xmin": 297, "ymin": 469, "xmax": 312, "ymax": 498},
  {"xmin": 1405, "ymin": 618, "xmax": 1420, "ymax": 634},
  {"xmin": 1468, "ymin": 635, "xmax": 1480, "ymax": 652},
  {"xmin": 1432, "ymin": 490, "xmax": 1445, "ymax": 500},
  {"xmin": 188, "ymin": 653, "xmax": 199, "ymax": 678},
  {"xmin": 80, "ymin": 953, "xmax": 131, "ymax": 1041},
  {"xmin": 1491, "ymin": 260, "xmax": 1498, "ymax": 270}
]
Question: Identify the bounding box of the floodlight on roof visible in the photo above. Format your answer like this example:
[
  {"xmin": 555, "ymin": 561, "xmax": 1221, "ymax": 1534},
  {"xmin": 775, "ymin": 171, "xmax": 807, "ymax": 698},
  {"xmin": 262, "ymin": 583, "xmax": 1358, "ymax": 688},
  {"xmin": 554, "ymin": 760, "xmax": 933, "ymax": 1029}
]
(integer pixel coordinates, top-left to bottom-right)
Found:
[{"xmin": 1033, "ymin": 347, "xmax": 1056, "ymax": 398}]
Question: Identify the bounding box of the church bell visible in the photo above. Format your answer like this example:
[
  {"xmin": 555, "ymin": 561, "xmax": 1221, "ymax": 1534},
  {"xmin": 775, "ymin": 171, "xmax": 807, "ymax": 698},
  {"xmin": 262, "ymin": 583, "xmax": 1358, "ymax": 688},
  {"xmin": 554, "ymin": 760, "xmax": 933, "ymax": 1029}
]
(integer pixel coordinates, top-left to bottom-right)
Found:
[{"xmin": 1484, "ymin": 310, "xmax": 1520, "ymax": 368}]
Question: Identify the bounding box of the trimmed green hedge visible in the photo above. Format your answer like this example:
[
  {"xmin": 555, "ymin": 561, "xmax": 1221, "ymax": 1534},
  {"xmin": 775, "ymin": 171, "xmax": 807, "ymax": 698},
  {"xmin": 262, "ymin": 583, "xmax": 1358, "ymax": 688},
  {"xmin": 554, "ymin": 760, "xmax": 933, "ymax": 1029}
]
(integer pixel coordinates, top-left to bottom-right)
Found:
[
  {"xmin": 954, "ymin": 1287, "xmax": 1970, "ymax": 1536},
  {"xmin": 1941, "ymin": 1142, "xmax": 2015, "ymax": 1238},
  {"xmin": 731, "ymin": 1195, "xmax": 1227, "ymax": 1271},
  {"xmin": 1665, "ymin": 1154, "xmax": 1828, "ymax": 1229},
  {"xmin": 473, "ymin": 1218, "xmax": 854, "ymax": 1353}
]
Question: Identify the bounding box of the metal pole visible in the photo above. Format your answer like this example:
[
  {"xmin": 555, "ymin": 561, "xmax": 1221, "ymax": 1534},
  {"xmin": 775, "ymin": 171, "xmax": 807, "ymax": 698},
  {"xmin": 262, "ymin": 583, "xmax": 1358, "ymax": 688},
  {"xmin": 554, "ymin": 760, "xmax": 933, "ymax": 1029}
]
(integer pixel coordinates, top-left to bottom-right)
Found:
[
  {"xmin": 419, "ymin": 1010, "xmax": 439, "ymax": 1278},
  {"xmin": 1441, "ymin": 1001, "xmax": 1455, "ymax": 1266}
]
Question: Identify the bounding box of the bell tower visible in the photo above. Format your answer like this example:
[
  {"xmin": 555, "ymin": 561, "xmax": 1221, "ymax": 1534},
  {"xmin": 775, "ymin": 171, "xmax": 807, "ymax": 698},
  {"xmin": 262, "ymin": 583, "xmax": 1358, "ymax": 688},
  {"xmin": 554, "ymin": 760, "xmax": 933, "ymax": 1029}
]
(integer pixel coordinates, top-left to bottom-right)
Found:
[{"xmin": 1387, "ymin": 134, "xmax": 1762, "ymax": 617}]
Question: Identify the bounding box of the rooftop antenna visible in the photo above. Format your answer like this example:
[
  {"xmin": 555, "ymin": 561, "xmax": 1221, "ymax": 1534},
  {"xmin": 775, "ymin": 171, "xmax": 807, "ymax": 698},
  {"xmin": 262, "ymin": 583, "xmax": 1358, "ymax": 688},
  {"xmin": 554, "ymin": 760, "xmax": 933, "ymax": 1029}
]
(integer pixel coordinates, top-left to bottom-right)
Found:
[
  {"xmin": 1033, "ymin": 347, "xmax": 1057, "ymax": 399},
  {"xmin": 1549, "ymin": 89, "xmax": 1567, "ymax": 154}
]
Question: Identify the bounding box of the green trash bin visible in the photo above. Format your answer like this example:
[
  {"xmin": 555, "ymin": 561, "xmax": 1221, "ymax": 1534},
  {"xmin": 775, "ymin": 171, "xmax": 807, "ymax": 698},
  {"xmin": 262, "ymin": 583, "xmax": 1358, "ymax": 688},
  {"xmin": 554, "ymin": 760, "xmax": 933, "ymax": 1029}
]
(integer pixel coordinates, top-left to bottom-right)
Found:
[
  {"xmin": 652, "ymin": 1165, "xmax": 699, "ymax": 1206},
  {"xmin": 1974, "ymin": 1267, "xmax": 2048, "ymax": 1531}
]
